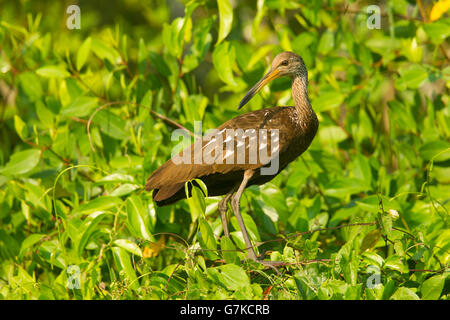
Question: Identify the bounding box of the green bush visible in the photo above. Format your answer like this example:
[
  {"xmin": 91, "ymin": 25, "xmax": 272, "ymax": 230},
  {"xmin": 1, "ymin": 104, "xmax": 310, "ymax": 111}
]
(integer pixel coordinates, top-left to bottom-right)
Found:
[{"xmin": 0, "ymin": 0, "xmax": 449, "ymax": 300}]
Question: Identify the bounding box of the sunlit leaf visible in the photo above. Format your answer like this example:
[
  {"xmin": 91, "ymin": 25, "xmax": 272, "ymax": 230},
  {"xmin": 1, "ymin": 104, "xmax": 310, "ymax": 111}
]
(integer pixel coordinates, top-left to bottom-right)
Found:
[
  {"xmin": 390, "ymin": 287, "xmax": 420, "ymax": 300},
  {"xmin": 216, "ymin": 0, "xmax": 233, "ymax": 45},
  {"xmin": 126, "ymin": 195, "xmax": 153, "ymax": 241},
  {"xmin": 14, "ymin": 115, "xmax": 28, "ymax": 141},
  {"xmin": 73, "ymin": 196, "xmax": 122, "ymax": 215},
  {"xmin": 217, "ymin": 264, "xmax": 250, "ymax": 290},
  {"xmin": 61, "ymin": 96, "xmax": 98, "ymax": 118},
  {"xmin": 113, "ymin": 239, "xmax": 143, "ymax": 257},
  {"xmin": 0, "ymin": 149, "xmax": 41, "ymax": 176},
  {"xmin": 421, "ymin": 274, "xmax": 447, "ymax": 300},
  {"xmin": 36, "ymin": 65, "xmax": 70, "ymax": 78},
  {"xmin": 76, "ymin": 37, "xmax": 92, "ymax": 70},
  {"xmin": 112, "ymin": 247, "xmax": 139, "ymax": 290}
]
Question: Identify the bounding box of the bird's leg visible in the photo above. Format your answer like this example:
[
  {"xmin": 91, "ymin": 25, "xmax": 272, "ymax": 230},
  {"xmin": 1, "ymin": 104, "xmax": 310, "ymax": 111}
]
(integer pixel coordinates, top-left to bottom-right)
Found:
[
  {"xmin": 218, "ymin": 187, "xmax": 235, "ymax": 238},
  {"xmin": 230, "ymin": 170, "xmax": 285, "ymax": 271},
  {"xmin": 230, "ymin": 169, "xmax": 258, "ymax": 261}
]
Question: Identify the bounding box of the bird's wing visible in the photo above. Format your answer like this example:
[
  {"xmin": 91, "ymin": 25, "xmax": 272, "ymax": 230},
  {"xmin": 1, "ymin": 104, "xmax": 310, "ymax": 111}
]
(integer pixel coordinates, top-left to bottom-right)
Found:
[{"xmin": 145, "ymin": 107, "xmax": 295, "ymax": 192}]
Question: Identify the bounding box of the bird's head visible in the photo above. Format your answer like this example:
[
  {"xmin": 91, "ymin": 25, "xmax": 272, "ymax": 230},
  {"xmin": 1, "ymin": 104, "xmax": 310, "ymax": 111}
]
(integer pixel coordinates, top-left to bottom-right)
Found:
[{"xmin": 238, "ymin": 51, "xmax": 307, "ymax": 110}]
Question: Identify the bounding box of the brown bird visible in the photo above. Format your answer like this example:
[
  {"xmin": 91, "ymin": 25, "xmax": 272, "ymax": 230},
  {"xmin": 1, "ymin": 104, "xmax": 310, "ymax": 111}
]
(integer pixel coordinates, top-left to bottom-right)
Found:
[{"xmin": 146, "ymin": 51, "xmax": 318, "ymax": 265}]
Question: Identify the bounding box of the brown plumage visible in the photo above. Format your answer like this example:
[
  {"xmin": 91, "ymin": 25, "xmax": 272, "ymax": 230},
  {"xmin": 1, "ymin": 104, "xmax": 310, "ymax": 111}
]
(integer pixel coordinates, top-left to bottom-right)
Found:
[{"xmin": 146, "ymin": 52, "xmax": 318, "ymax": 265}]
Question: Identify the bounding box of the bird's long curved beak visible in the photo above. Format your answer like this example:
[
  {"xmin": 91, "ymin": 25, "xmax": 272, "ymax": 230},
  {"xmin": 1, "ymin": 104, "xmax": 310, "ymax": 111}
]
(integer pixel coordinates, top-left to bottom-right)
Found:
[{"xmin": 238, "ymin": 68, "xmax": 281, "ymax": 110}]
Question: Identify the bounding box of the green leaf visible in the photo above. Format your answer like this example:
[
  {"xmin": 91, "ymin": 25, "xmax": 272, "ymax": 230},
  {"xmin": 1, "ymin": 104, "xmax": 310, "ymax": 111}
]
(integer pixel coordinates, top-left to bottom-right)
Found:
[
  {"xmin": 19, "ymin": 234, "xmax": 45, "ymax": 257},
  {"xmin": 312, "ymin": 88, "xmax": 344, "ymax": 112},
  {"xmin": 162, "ymin": 18, "xmax": 184, "ymax": 59},
  {"xmin": 247, "ymin": 45, "xmax": 274, "ymax": 71},
  {"xmin": 37, "ymin": 240, "xmax": 66, "ymax": 269},
  {"xmin": 220, "ymin": 236, "xmax": 238, "ymax": 264},
  {"xmin": 216, "ymin": 0, "xmax": 233, "ymax": 45},
  {"xmin": 77, "ymin": 212, "xmax": 107, "ymax": 256},
  {"xmin": 324, "ymin": 178, "xmax": 369, "ymax": 198},
  {"xmin": 230, "ymin": 213, "xmax": 261, "ymax": 242},
  {"xmin": 355, "ymin": 195, "xmax": 400, "ymax": 214},
  {"xmin": 73, "ymin": 196, "xmax": 122, "ymax": 215},
  {"xmin": 14, "ymin": 115, "xmax": 28, "ymax": 141},
  {"xmin": 109, "ymin": 184, "xmax": 140, "ymax": 197},
  {"xmin": 36, "ymin": 65, "xmax": 70, "ymax": 78},
  {"xmin": 360, "ymin": 229, "xmax": 382, "ymax": 253},
  {"xmin": 379, "ymin": 213, "xmax": 393, "ymax": 238},
  {"xmin": 112, "ymin": 247, "xmax": 139, "ymax": 290},
  {"xmin": 423, "ymin": 20, "xmax": 450, "ymax": 44},
  {"xmin": 0, "ymin": 149, "xmax": 41, "ymax": 176},
  {"xmin": 94, "ymin": 110, "xmax": 127, "ymax": 140},
  {"xmin": 317, "ymin": 31, "xmax": 334, "ymax": 55},
  {"xmin": 182, "ymin": 18, "xmax": 213, "ymax": 73},
  {"xmin": 397, "ymin": 64, "xmax": 428, "ymax": 89},
  {"xmin": 61, "ymin": 96, "xmax": 98, "ymax": 118},
  {"xmin": 193, "ymin": 178, "xmax": 208, "ymax": 198},
  {"xmin": 419, "ymin": 140, "xmax": 450, "ymax": 162},
  {"xmin": 212, "ymin": 42, "xmax": 238, "ymax": 88},
  {"xmin": 36, "ymin": 101, "xmax": 54, "ymax": 128},
  {"xmin": 384, "ymin": 255, "xmax": 408, "ymax": 273},
  {"xmin": 319, "ymin": 125, "xmax": 348, "ymax": 145},
  {"xmin": 421, "ymin": 274, "xmax": 446, "ymax": 300},
  {"xmin": 76, "ymin": 37, "xmax": 92, "ymax": 70},
  {"xmin": 342, "ymin": 257, "xmax": 359, "ymax": 286},
  {"xmin": 126, "ymin": 195, "xmax": 153, "ymax": 241},
  {"xmin": 97, "ymin": 173, "xmax": 135, "ymax": 184},
  {"xmin": 252, "ymin": 0, "xmax": 267, "ymax": 40},
  {"xmin": 217, "ymin": 264, "xmax": 250, "ymax": 290},
  {"xmin": 259, "ymin": 184, "xmax": 289, "ymax": 224},
  {"xmin": 148, "ymin": 52, "xmax": 171, "ymax": 76},
  {"xmin": 183, "ymin": 94, "xmax": 209, "ymax": 122},
  {"xmin": 198, "ymin": 218, "xmax": 219, "ymax": 260},
  {"xmin": 113, "ymin": 239, "xmax": 143, "ymax": 257},
  {"xmin": 18, "ymin": 72, "xmax": 42, "ymax": 101},
  {"xmin": 353, "ymin": 154, "xmax": 372, "ymax": 187},
  {"xmin": 362, "ymin": 252, "xmax": 384, "ymax": 268},
  {"xmin": 161, "ymin": 3, "xmax": 197, "ymax": 60},
  {"xmin": 91, "ymin": 39, "xmax": 121, "ymax": 64},
  {"xmin": 390, "ymin": 287, "xmax": 420, "ymax": 300},
  {"xmin": 138, "ymin": 38, "xmax": 147, "ymax": 65},
  {"xmin": 185, "ymin": 181, "xmax": 206, "ymax": 222}
]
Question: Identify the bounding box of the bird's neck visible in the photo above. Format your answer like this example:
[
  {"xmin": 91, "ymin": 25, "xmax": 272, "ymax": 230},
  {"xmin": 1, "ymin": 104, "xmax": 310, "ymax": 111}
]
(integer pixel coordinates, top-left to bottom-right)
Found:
[{"xmin": 291, "ymin": 75, "xmax": 315, "ymax": 122}]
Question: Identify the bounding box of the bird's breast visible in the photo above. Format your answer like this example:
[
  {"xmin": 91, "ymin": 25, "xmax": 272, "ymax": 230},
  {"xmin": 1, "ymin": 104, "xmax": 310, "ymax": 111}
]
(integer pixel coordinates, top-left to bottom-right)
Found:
[{"xmin": 277, "ymin": 108, "xmax": 318, "ymax": 164}]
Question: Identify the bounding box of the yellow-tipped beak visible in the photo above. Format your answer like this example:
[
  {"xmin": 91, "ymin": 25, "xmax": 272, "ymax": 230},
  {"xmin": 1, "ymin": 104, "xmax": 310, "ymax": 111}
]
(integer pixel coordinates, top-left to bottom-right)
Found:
[{"xmin": 238, "ymin": 68, "xmax": 281, "ymax": 110}]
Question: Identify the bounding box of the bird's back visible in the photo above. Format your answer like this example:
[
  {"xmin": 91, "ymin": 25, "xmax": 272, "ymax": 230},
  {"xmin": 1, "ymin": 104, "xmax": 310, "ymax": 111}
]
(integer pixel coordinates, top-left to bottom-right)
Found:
[{"xmin": 146, "ymin": 106, "xmax": 318, "ymax": 206}]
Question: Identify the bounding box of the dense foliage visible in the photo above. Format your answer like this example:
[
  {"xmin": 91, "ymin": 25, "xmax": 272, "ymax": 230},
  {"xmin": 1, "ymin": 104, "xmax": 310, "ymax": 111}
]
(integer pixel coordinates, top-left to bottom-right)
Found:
[{"xmin": 0, "ymin": 0, "xmax": 449, "ymax": 300}]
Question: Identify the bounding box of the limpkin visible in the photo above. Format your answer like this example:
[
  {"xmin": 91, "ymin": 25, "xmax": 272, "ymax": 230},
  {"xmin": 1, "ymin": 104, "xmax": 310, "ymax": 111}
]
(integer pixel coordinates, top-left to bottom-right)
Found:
[{"xmin": 146, "ymin": 51, "xmax": 318, "ymax": 265}]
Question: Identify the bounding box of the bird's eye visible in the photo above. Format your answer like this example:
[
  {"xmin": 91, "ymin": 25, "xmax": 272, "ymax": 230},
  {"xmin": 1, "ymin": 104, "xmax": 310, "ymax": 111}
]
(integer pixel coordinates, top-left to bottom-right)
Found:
[{"xmin": 281, "ymin": 60, "xmax": 289, "ymax": 66}]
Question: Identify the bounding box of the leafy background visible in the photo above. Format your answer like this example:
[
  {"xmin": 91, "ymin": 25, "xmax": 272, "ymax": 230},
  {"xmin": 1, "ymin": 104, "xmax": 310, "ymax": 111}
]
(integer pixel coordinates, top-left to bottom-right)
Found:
[{"xmin": 0, "ymin": 0, "xmax": 449, "ymax": 300}]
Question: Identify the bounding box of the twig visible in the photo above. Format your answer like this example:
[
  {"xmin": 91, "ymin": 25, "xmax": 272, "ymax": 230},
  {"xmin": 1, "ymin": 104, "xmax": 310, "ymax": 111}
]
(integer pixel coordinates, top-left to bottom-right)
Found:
[{"xmin": 149, "ymin": 109, "xmax": 195, "ymax": 137}]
